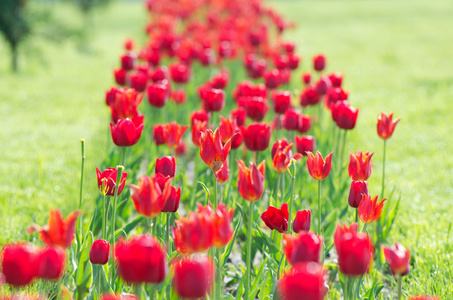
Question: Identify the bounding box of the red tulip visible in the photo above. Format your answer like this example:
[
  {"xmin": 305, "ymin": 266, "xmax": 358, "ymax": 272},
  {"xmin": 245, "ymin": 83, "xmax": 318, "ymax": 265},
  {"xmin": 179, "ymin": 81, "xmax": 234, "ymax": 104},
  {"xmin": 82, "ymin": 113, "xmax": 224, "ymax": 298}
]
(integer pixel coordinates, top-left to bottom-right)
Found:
[
  {"xmin": 27, "ymin": 209, "xmax": 80, "ymax": 249},
  {"xmin": 358, "ymin": 194, "xmax": 387, "ymax": 224},
  {"xmin": 155, "ymin": 156, "xmax": 176, "ymax": 177},
  {"xmin": 240, "ymin": 122, "xmax": 271, "ymax": 152},
  {"xmin": 201, "ymin": 88, "xmax": 225, "ymax": 112},
  {"xmin": 325, "ymin": 87, "xmax": 348, "ymax": 109},
  {"xmin": 100, "ymin": 294, "xmax": 138, "ymax": 300},
  {"xmin": 348, "ymin": 151, "xmax": 374, "ymax": 181},
  {"xmin": 124, "ymin": 38, "xmax": 135, "ymax": 51},
  {"xmin": 115, "ymin": 235, "xmax": 167, "ymax": 284},
  {"xmin": 294, "ymin": 135, "xmax": 315, "ymax": 156},
  {"xmin": 382, "ymin": 242, "xmax": 410, "ymax": 276},
  {"xmin": 208, "ymin": 72, "xmax": 229, "ymax": 89},
  {"xmin": 153, "ymin": 124, "xmax": 165, "ymax": 146},
  {"xmin": 110, "ymin": 116, "xmax": 144, "ymax": 147},
  {"xmin": 237, "ymin": 160, "xmax": 266, "ymax": 202},
  {"xmin": 96, "ymin": 167, "xmax": 128, "ymax": 196},
  {"xmin": 377, "ymin": 112, "xmax": 401, "ymax": 140},
  {"xmin": 173, "ymin": 256, "xmax": 214, "ymax": 299},
  {"xmin": 147, "ymin": 81, "xmax": 170, "ymax": 108},
  {"xmin": 282, "ymin": 109, "xmax": 302, "ymax": 131},
  {"xmin": 283, "ymin": 232, "xmax": 322, "ymax": 264},
  {"xmin": 328, "ymin": 72, "xmax": 343, "ymax": 87},
  {"xmin": 199, "ymin": 48, "xmax": 215, "ymax": 66},
  {"xmin": 297, "ymin": 115, "xmax": 312, "ymax": 133},
  {"xmin": 293, "ymin": 209, "xmax": 311, "ymax": 233},
  {"xmin": 191, "ymin": 120, "xmax": 208, "ymax": 147},
  {"xmin": 173, "ymin": 210, "xmax": 214, "ymax": 255},
  {"xmin": 408, "ymin": 296, "xmax": 440, "ymax": 300},
  {"xmin": 273, "ymin": 54, "xmax": 288, "ymax": 70},
  {"xmin": 313, "ymin": 54, "xmax": 326, "ymax": 72},
  {"xmin": 219, "ymin": 116, "xmax": 242, "ymax": 149},
  {"xmin": 302, "ymin": 72, "xmax": 311, "ymax": 85},
  {"xmin": 306, "ymin": 151, "xmax": 333, "ymax": 181},
  {"xmin": 271, "ymin": 90, "xmax": 291, "ymax": 114},
  {"xmin": 162, "ymin": 122, "xmax": 189, "ymax": 149},
  {"xmin": 170, "ymin": 89, "xmax": 186, "ymax": 105},
  {"xmin": 190, "ymin": 110, "xmax": 209, "ymax": 125},
  {"xmin": 348, "ymin": 181, "xmax": 369, "ymax": 208},
  {"xmin": 105, "ymin": 86, "xmax": 122, "ymax": 106},
  {"xmin": 199, "ymin": 203, "xmax": 234, "ymax": 247},
  {"xmin": 331, "ymin": 101, "xmax": 359, "ymax": 130},
  {"xmin": 109, "ymin": 88, "xmax": 143, "ymax": 123},
  {"xmin": 151, "ymin": 66, "xmax": 168, "ymax": 82},
  {"xmin": 288, "ymin": 53, "xmax": 300, "ymax": 70},
  {"xmin": 314, "ymin": 76, "xmax": 332, "ymax": 96},
  {"xmin": 215, "ymin": 158, "xmax": 230, "ymax": 183},
  {"xmin": 263, "ymin": 69, "xmax": 281, "ymax": 89},
  {"xmin": 90, "ymin": 239, "xmax": 110, "ymax": 265},
  {"xmin": 231, "ymin": 107, "xmax": 247, "ymax": 127},
  {"xmin": 300, "ymin": 85, "xmax": 321, "ymax": 107},
  {"xmin": 199, "ymin": 128, "xmax": 233, "ymax": 173},
  {"xmin": 121, "ymin": 53, "xmax": 136, "ymax": 71},
  {"xmin": 130, "ymin": 72, "xmax": 148, "ymax": 92},
  {"xmin": 334, "ymin": 223, "xmax": 374, "ymax": 276},
  {"xmin": 37, "ymin": 246, "xmax": 66, "ymax": 280},
  {"xmin": 277, "ymin": 262, "xmax": 327, "ymax": 300},
  {"xmin": 175, "ymin": 141, "xmax": 187, "ymax": 157},
  {"xmin": 155, "ymin": 174, "xmax": 181, "ymax": 213},
  {"xmin": 272, "ymin": 140, "xmax": 302, "ymax": 173},
  {"xmin": 169, "ymin": 62, "xmax": 191, "ymax": 84},
  {"xmin": 1, "ymin": 244, "xmax": 38, "ymax": 286},
  {"xmin": 261, "ymin": 203, "xmax": 289, "ymax": 233},
  {"xmin": 129, "ymin": 174, "xmax": 173, "ymax": 218},
  {"xmin": 114, "ymin": 68, "xmax": 127, "ymax": 86},
  {"xmin": 238, "ymin": 96, "xmax": 269, "ymax": 122}
]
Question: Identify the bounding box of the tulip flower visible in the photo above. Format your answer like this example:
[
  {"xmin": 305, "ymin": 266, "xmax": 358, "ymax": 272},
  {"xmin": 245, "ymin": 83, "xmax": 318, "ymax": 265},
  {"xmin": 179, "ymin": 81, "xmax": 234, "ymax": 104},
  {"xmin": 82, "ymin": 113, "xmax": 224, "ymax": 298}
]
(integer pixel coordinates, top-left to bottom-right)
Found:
[
  {"xmin": 282, "ymin": 109, "xmax": 302, "ymax": 131},
  {"xmin": 151, "ymin": 66, "xmax": 168, "ymax": 82},
  {"xmin": 169, "ymin": 62, "xmax": 191, "ymax": 84},
  {"xmin": 302, "ymin": 72, "xmax": 311, "ymax": 85},
  {"xmin": 105, "ymin": 86, "xmax": 122, "ymax": 106},
  {"xmin": 283, "ymin": 232, "xmax": 322, "ymax": 264},
  {"xmin": 175, "ymin": 141, "xmax": 187, "ymax": 157},
  {"xmin": 237, "ymin": 160, "xmax": 266, "ymax": 202},
  {"xmin": 331, "ymin": 100, "xmax": 359, "ymax": 130},
  {"xmin": 170, "ymin": 89, "xmax": 187, "ymax": 105},
  {"xmin": 27, "ymin": 209, "xmax": 80, "ymax": 248},
  {"xmin": 172, "ymin": 210, "xmax": 214, "ymax": 255},
  {"xmin": 300, "ymin": 85, "xmax": 321, "ymax": 107},
  {"xmin": 190, "ymin": 110, "xmax": 209, "ymax": 125},
  {"xmin": 109, "ymin": 88, "xmax": 143, "ymax": 123},
  {"xmin": 129, "ymin": 174, "xmax": 173, "ymax": 218},
  {"xmin": 110, "ymin": 116, "xmax": 144, "ymax": 147},
  {"xmin": 199, "ymin": 128, "xmax": 233, "ymax": 174},
  {"xmin": 219, "ymin": 116, "xmax": 242, "ymax": 149},
  {"xmin": 90, "ymin": 239, "xmax": 110, "ymax": 265},
  {"xmin": 377, "ymin": 112, "xmax": 401, "ymax": 140},
  {"xmin": 273, "ymin": 54, "xmax": 289, "ymax": 70},
  {"xmin": 155, "ymin": 156, "xmax": 176, "ymax": 177},
  {"xmin": 328, "ymin": 72, "xmax": 343, "ymax": 87},
  {"xmin": 162, "ymin": 122, "xmax": 189, "ymax": 149},
  {"xmin": 231, "ymin": 107, "xmax": 247, "ymax": 126},
  {"xmin": 36, "ymin": 246, "xmax": 66, "ymax": 280},
  {"xmin": 191, "ymin": 119, "xmax": 208, "ymax": 147},
  {"xmin": 325, "ymin": 87, "xmax": 349, "ymax": 109},
  {"xmin": 201, "ymin": 88, "xmax": 225, "ymax": 112},
  {"xmin": 348, "ymin": 151, "xmax": 374, "ymax": 181},
  {"xmin": 1, "ymin": 244, "xmax": 38, "ymax": 286},
  {"xmin": 115, "ymin": 235, "xmax": 167, "ymax": 284},
  {"xmin": 130, "ymin": 72, "xmax": 148, "ymax": 92},
  {"xmin": 208, "ymin": 71, "xmax": 230, "ymax": 89},
  {"xmin": 358, "ymin": 194, "xmax": 387, "ymax": 224},
  {"xmin": 348, "ymin": 181, "xmax": 369, "ymax": 208},
  {"xmin": 263, "ymin": 69, "xmax": 281, "ymax": 89},
  {"xmin": 314, "ymin": 76, "xmax": 332, "ymax": 96},
  {"xmin": 295, "ymin": 135, "xmax": 315, "ymax": 156},
  {"xmin": 155, "ymin": 174, "xmax": 181, "ymax": 213},
  {"xmin": 240, "ymin": 122, "xmax": 272, "ymax": 152},
  {"xmin": 272, "ymin": 140, "xmax": 302, "ymax": 173},
  {"xmin": 101, "ymin": 294, "xmax": 138, "ymax": 300},
  {"xmin": 293, "ymin": 209, "xmax": 311, "ymax": 233},
  {"xmin": 215, "ymin": 158, "xmax": 230, "ymax": 183},
  {"xmin": 261, "ymin": 203, "xmax": 289, "ymax": 233},
  {"xmin": 382, "ymin": 242, "xmax": 410, "ymax": 276},
  {"xmin": 147, "ymin": 81, "xmax": 170, "ymax": 108},
  {"xmin": 271, "ymin": 90, "xmax": 291, "ymax": 114},
  {"xmin": 334, "ymin": 223, "xmax": 374, "ymax": 276},
  {"xmin": 313, "ymin": 54, "xmax": 326, "ymax": 72},
  {"xmin": 153, "ymin": 124, "xmax": 165, "ymax": 146},
  {"xmin": 96, "ymin": 167, "xmax": 128, "ymax": 196},
  {"xmin": 173, "ymin": 257, "xmax": 214, "ymax": 299},
  {"xmin": 306, "ymin": 151, "xmax": 333, "ymax": 181},
  {"xmin": 121, "ymin": 53, "xmax": 136, "ymax": 70},
  {"xmin": 408, "ymin": 296, "xmax": 440, "ymax": 300},
  {"xmin": 288, "ymin": 53, "xmax": 300, "ymax": 70},
  {"xmin": 199, "ymin": 203, "xmax": 234, "ymax": 248},
  {"xmin": 114, "ymin": 68, "xmax": 127, "ymax": 86},
  {"xmin": 238, "ymin": 96, "xmax": 269, "ymax": 122},
  {"xmin": 277, "ymin": 262, "xmax": 327, "ymax": 300}
]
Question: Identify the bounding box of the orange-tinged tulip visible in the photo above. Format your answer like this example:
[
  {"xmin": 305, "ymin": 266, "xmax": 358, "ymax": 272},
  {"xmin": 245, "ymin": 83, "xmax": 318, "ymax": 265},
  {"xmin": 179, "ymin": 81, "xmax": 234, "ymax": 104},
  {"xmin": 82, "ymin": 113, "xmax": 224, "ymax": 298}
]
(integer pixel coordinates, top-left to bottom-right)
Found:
[
  {"xmin": 198, "ymin": 203, "xmax": 234, "ymax": 248},
  {"xmin": 358, "ymin": 194, "xmax": 387, "ymax": 224},
  {"xmin": 306, "ymin": 151, "xmax": 333, "ymax": 181},
  {"xmin": 191, "ymin": 119, "xmax": 208, "ymax": 147},
  {"xmin": 215, "ymin": 158, "xmax": 229, "ymax": 183},
  {"xmin": 377, "ymin": 112, "xmax": 401, "ymax": 140},
  {"xmin": 348, "ymin": 151, "xmax": 374, "ymax": 181},
  {"xmin": 129, "ymin": 174, "xmax": 172, "ymax": 218},
  {"xmin": 199, "ymin": 128, "xmax": 233, "ymax": 173},
  {"xmin": 272, "ymin": 140, "xmax": 302, "ymax": 173},
  {"xmin": 236, "ymin": 160, "xmax": 265, "ymax": 202},
  {"xmin": 27, "ymin": 209, "xmax": 80, "ymax": 249},
  {"xmin": 163, "ymin": 122, "xmax": 189, "ymax": 149},
  {"xmin": 172, "ymin": 210, "xmax": 214, "ymax": 255},
  {"xmin": 382, "ymin": 242, "xmax": 410, "ymax": 276}
]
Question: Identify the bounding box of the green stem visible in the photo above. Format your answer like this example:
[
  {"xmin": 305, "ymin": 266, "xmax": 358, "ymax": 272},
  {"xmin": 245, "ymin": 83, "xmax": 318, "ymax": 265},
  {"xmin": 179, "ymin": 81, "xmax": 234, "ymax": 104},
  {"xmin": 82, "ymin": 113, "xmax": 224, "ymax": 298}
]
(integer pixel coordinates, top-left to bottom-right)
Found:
[
  {"xmin": 110, "ymin": 165, "xmax": 124, "ymax": 286},
  {"xmin": 165, "ymin": 213, "xmax": 171, "ymax": 300},
  {"xmin": 149, "ymin": 217, "xmax": 158, "ymax": 300},
  {"xmin": 317, "ymin": 180, "xmax": 322, "ymax": 235},
  {"xmin": 102, "ymin": 192, "xmax": 106, "ymax": 240},
  {"xmin": 134, "ymin": 284, "xmax": 141, "ymax": 300},
  {"xmin": 381, "ymin": 140, "xmax": 387, "ymax": 198},
  {"xmin": 121, "ymin": 147, "xmax": 126, "ymax": 169},
  {"xmin": 288, "ymin": 173, "xmax": 296, "ymax": 234},
  {"xmin": 214, "ymin": 176, "xmax": 218, "ymax": 209},
  {"xmin": 344, "ymin": 277, "xmax": 349, "ymax": 300},
  {"xmin": 339, "ymin": 130, "xmax": 348, "ymax": 173},
  {"xmin": 97, "ymin": 266, "xmax": 102, "ymax": 298},
  {"xmin": 355, "ymin": 208, "xmax": 358, "ymax": 223},
  {"xmin": 189, "ymin": 155, "xmax": 199, "ymax": 210},
  {"xmin": 272, "ymin": 173, "xmax": 282, "ymax": 207},
  {"xmin": 216, "ymin": 247, "xmax": 222, "ymax": 299},
  {"xmin": 397, "ymin": 275, "xmax": 402, "ymax": 300},
  {"xmin": 78, "ymin": 139, "xmax": 85, "ymax": 245},
  {"xmin": 245, "ymin": 201, "xmax": 254, "ymax": 300}
]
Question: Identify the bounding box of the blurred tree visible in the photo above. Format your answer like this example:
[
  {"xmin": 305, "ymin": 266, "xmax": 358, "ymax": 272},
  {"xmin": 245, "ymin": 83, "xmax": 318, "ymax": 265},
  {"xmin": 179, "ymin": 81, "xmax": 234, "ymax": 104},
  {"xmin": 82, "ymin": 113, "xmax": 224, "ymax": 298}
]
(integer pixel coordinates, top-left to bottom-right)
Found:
[{"xmin": 0, "ymin": 0, "xmax": 31, "ymax": 72}]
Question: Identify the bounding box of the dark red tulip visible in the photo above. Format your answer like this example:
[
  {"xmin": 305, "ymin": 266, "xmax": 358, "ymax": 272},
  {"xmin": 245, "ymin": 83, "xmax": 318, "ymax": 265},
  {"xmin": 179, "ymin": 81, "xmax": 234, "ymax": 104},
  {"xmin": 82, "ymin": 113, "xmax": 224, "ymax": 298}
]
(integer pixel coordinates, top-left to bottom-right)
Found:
[
  {"xmin": 169, "ymin": 62, "xmax": 191, "ymax": 84},
  {"xmin": 277, "ymin": 262, "xmax": 327, "ymax": 300},
  {"xmin": 263, "ymin": 69, "xmax": 281, "ymax": 89},
  {"xmin": 173, "ymin": 257, "xmax": 214, "ymax": 299},
  {"xmin": 282, "ymin": 109, "xmax": 302, "ymax": 131},
  {"xmin": 273, "ymin": 54, "xmax": 289, "ymax": 70},
  {"xmin": 287, "ymin": 53, "xmax": 300, "ymax": 70},
  {"xmin": 377, "ymin": 112, "xmax": 401, "ymax": 140},
  {"xmin": 297, "ymin": 115, "xmax": 312, "ymax": 134},
  {"xmin": 115, "ymin": 235, "xmax": 167, "ymax": 284},
  {"xmin": 147, "ymin": 81, "xmax": 170, "ymax": 108},
  {"xmin": 151, "ymin": 66, "xmax": 168, "ymax": 82},
  {"xmin": 114, "ymin": 68, "xmax": 127, "ymax": 86},
  {"xmin": 306, "ymin": 151, "xmax": 333, "ymax": 181},
  {"xmin": 261, "ymin": 203, "xmax": 289, "ymax": 233},
  {"xmin": 283, "ymin": 232, "xmax": 322, "ymax": 264},
  {"xmin": 293, "ymin": 209, "xmax": 311, "ymax": 233},
  {"xmin": 231, "ymin": 107, "xmax": 247, "ymax": 127},
  {"xmin": 382, "ymin": 242, "xmax": 411, "ymax": 276},
  {"xmin": 271, "ymin": 90, "xmax": 291, "ymax": 114},
  {"xmin": 302, "ymin": 72, "xmax": 311, "ymax": 85},
  {"xmin": 300, "ymin": 85, "xmax": 321, "ymax": 107},
  {"xmin": 96, "ymin": 167, "xmax": 128, "ymax": 196},
  {"xmin": 328, "ymin": 72, "xmax": 343, "ymax": 87},
  {"xmin": 201, "ymin": 88, "xmax": 225, "ymax": 112},
  {"xmin": 1, "ymin": 244, "xmax": 38, "ymax": 286},
  {"xmin": 153, "ymin": 124, "xmax": 165, "ymax": 146},
  {"xmin": 237, "ymin": 160, "xmax": 266, "ymax": 202},
  {"xmin": 334, "ymin": 223, "xmax": 374, "ymax": 276},
  {"xmin": 348, "ymin": 151, "xmax": 374, "ymax": 181},
  {"xmin": 240, "ymin": 122, "xmax": 271, "ymax": 152},
  {"xmin": 110, "ymin": 116, "xmax": 144, "ymax": 147},
  {"xmin": 325, "ymin": 87, "xmax": 349, "ymax": 109},
  {"xmin": 130, "ymin": 72, "xmax": 148, "ymax": 92},
  {"xmin": 295, "ymin": 135, "xmax": 315, "ymax": 156},
  {"xmin": 36, "ymin": 246, "xmax": 66, "ymax": 280},
  {"xmin": 238, "ymin": 96, "xmax": 269, "ymax": 122},
  {"xmin": 121, "ymin": 53, "xmax": 136, "ymax": 71},
  {"xmin": 348, "ymin": 181, "xmax": 369, "ymax": 208},
  {"xmin": 124, "ymin": 38, "xmax": 135, "ymax": 51},
  {"xmin": 313, "ymin": 54, "xmax": 326, "ymax": 72},
  {"xmin": 90, "ymin": 239, "xmax": 110, "ymax": 265},
  {"xmin": 233, "ymin": 81, "xmax": 267, "ymax": 100},
  {"xmin": 332, "ymin": 101, "xmax": 359, "ymax": 130},
  {"xmin": 281, "ymin": 42, "xmax": 295, "ymax": 53},
  {"xmin": 155, "ymin": 156, "xmax": 176, "ymax": 177},
  {"xmin": 314, "ymin": 75, "xmax": 332, "ymax": 96}
]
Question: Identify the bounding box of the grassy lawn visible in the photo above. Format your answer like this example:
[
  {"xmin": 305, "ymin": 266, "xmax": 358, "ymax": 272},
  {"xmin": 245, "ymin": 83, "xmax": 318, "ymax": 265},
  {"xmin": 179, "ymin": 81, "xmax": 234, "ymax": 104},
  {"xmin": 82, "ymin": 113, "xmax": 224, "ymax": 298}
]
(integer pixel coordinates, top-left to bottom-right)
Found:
[{"xmin": 1, "ymin": 0, "xmax": 452, "ymax": 298}]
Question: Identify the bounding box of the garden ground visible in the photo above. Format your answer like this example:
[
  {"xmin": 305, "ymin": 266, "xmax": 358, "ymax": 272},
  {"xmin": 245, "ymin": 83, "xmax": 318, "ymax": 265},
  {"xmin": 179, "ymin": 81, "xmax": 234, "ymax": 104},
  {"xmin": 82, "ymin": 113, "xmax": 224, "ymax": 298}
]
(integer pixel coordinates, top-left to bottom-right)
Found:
[{"xmin": 0, "ymin": 0, "xmax": 452, "ymax": 297}]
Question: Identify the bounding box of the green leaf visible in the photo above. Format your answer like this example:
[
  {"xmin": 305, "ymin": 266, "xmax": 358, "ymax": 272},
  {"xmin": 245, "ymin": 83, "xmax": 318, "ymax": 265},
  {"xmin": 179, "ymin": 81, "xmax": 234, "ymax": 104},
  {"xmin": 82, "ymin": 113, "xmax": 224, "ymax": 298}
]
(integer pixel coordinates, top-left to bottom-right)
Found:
[
  {"xmin": 249, "ymin": 257, "xmax": 268, "ymax": 299},
  {"xmin": 74, "ymin": 231, "xmax": 93, "ymax": 300},
  {"xmin": 221, "ymin": 216, "xmax": 242, "ymax": 267},
  {"xmin": 255, "ymin": 225, "xmax": 280, "ymax": 254}
]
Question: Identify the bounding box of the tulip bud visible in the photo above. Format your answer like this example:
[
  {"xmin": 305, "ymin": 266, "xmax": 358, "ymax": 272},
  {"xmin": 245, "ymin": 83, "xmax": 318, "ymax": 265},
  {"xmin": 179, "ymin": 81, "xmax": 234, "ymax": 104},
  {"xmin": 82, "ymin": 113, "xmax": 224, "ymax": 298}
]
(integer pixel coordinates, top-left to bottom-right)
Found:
[
  {"xmin": 155, "ymin": 156, "xmax": 176, "ymax": 177},
  {"xmin": 348, "ymin": 181, "xmax": 369, "ymax": 208},
  {"xmin": 382, "ymin": 242, "xmax": 410, "ymax": 276},
  {"xmin": 147, "ymin": 81, "xmax": 170, "ymax": 108},
  {"xmin": 283, "ymin": 232, "xmax": 322, "ymax": 265},
  {"xmin": 90, "ymin": 239, "xmax": 110, "ymax": 265},
  {"xmin": 173, "ymin": 257, "xmax": 214, "ymax": 299},
  {"xmin": 37, "ymin": 246, "xmax": 66, "ymax": 280},
  {"xmin": 121, "ymin": 53, "xmax": 136, "ymax": 71},
  {"xmin": 313, "ymin": 54, "xmax": 326, "ymax": 72},
  {"xmin": 294, "ymin": 135, "xmax": 315, "ymax": 156},
  {"xmin": 1, "ymin": 244, "xmax": 38, "ymax": 286},
  {"xmin": 292, "ymin": 209, "xmax": 311, "ymax": 233},
  {"xmin": 271, "ymin": 90, "xmax": 291, "ymax": 114},
  {"xmin": 153, "ymin": 124, "xmax": 165, "ymax": 146},
  {"xmin": 261, "ymin": 203, "xmax": 289, "ymax": 233}
]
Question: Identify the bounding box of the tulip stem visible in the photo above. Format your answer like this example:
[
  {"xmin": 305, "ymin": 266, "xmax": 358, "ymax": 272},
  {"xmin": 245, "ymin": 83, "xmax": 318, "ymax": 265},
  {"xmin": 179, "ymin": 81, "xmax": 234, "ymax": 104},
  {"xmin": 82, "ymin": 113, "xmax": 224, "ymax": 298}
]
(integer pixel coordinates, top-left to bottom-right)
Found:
[
  {"xmin": 245, "ymin": 201, "xmax": 254, "ymax": 300},
  {"xmin": 272, "ymin": 173, "xmax": 282, "ymax": 207},
  {"xmin": 381, "ymin": 139, "xmax": 387, "ymax": 199},
  {"xmin": 216, "ymin": 247, "xmax": 222, "ymax": 299},
  {"xmin": 166, "ymin": 213, "xmax": 171, "ymax": 300},
  {"xmin": 355, "ymin": 208, "xmax": 358, "ymax": 223},
  {"xmin": 344, "ymin": 277, "xmax": 349, "ymax": 300},
  {"xmin": 102, "ymin": 192, "xmax": 107, "ymax": 240},
  {"xmin": 189, "ymin": 155, "xmax": 199, "ymax": 210},
  {"xmin": 97, "ymin": 266, "xmax": 102, "ymax": 298},
  {"xmin": 317, "ymin": 180, "xmax": 322, "ymax": 236},
  {"xmin": 288, "ymin": 167, "xmax": 296, "ymax": 234},
  {"xmin": 397, "ymin": 275, "xmax": 402, "ymax": 300},
  {"xmin": 121, "ymin": 147, "xmax": 126, "ymax": 169},
  {"xmin": 110, "ymin": 165, "xmax": 124, "ymax": 287},
  {"xmin": 78, "ymin": 139, "xmax": 85, "ymax": 246}
]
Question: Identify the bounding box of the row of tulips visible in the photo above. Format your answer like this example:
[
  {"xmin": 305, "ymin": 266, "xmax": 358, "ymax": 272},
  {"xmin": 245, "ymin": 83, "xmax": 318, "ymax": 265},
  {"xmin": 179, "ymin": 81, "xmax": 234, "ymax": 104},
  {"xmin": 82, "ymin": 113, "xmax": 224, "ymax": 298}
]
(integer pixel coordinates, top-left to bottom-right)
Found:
[{"xmin": 0, "ymin": 0, "xmax": 438, "ymax": 299}]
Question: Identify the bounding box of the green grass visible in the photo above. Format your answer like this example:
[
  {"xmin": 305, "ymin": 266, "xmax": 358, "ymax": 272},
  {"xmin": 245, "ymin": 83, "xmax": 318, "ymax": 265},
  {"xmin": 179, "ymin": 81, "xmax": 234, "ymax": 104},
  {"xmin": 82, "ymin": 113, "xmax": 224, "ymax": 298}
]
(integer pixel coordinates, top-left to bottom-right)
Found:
[{"xmin": 1, "ymin": 0, "xmax": 452, "ymax": 298}]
